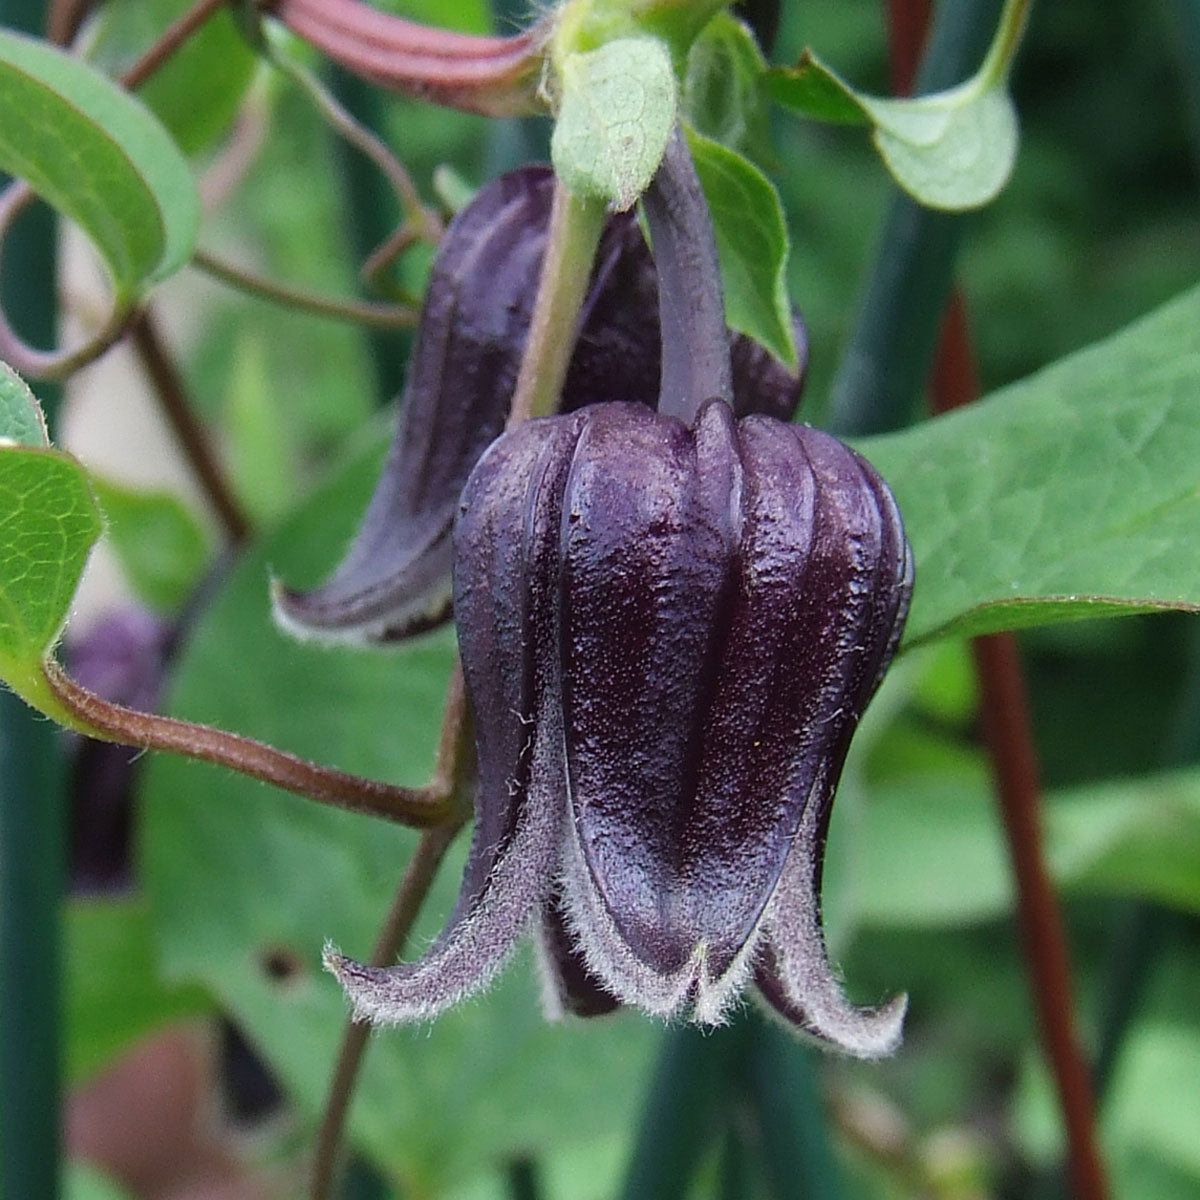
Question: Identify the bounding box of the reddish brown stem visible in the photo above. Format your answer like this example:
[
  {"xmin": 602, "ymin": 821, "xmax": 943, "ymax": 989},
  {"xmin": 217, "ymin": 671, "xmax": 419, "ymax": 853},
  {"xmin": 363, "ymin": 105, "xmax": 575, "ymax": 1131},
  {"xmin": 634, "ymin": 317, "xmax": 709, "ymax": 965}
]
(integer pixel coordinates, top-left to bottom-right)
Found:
[
  {"xmin": 930, "ymin": 295, "xmax": 1108, "ymax": 1200},
  {"xmin": 43, "ymin": 659, "xmax": 454, "ymax": 828},
  {"xmin": 970, "ymin": 635, "xmax": 1108, "ymax": 1200},
  {"xmin": 120, "ymin": 0, "xmax": 231, "ymax": 90},
  {"xmin": 884, "ymin": 0, "xmax": 931, "ymax": 95},
  {"xmin": 127, "ymin": 309, "xmax": 252, "ymax": 545},
  {"xmin": 887, "ymin": 1, "xmax": 1108, "ymax": 1193},
  {"xmin": 309, "ymin": 665, "xmax": 472, "ymax": 1200}
]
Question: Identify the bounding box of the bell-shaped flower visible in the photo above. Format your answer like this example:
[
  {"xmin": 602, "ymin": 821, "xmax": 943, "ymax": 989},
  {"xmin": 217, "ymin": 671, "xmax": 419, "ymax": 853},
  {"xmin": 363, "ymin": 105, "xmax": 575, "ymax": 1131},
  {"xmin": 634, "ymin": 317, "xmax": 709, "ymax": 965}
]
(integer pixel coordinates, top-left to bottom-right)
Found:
[
  {"xmin": 327, "ymin": 396, "xmax": 913, "ymax": 1056},
  {"xmin": 273, "ymin": 166, "xmax": 806, "ymax": 645},
  {"xmin": 325, "ymin": 129, "xmax": 913, "ymax": 1057}
]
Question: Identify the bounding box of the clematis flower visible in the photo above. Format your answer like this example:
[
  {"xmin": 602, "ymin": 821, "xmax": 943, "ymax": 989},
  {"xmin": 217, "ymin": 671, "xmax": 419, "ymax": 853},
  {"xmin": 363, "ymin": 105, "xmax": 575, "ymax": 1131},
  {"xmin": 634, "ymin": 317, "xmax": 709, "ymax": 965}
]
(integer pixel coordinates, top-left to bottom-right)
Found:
[
  {"xmin": 324, "ymin": 127, "xmax": 912, "ymax": 1057},
  {"xmin": 273, "ymin": 165, "xmax": 806, "ymax": 645},
  {"xmin": 327, "ymin": 397, "xmax": 914, "ymax": 1057}
]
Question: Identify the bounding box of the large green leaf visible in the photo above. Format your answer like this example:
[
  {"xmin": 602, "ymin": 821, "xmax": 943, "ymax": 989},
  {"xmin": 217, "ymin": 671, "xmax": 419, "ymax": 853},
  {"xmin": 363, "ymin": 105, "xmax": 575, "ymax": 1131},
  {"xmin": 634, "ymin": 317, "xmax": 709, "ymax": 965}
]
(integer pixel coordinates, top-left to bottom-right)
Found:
[
  {"xmin": 66, "ymin": 897, "xmax": 213, "ymax": 1083},
  {"xmin": 140, "ymin": 433, "xmax": 655, "ymax": 1194},
  {"xmin": 861, "ymin": 284, "xmax": 1200, "ymax": 649},
  {"xmin": 0, "ymin": 29, "xmax": 199, "ymax": 300},
  {"xmin": 854, "ymin": 765, "xmax": 1200, "ymax": 928},
  {"xmin": 686, "ymin": 128, "xmax": 797, "ymax": 368},
  {"xmin": 0, "ymin": 370, "xmax": 102, "ymax": 711}
]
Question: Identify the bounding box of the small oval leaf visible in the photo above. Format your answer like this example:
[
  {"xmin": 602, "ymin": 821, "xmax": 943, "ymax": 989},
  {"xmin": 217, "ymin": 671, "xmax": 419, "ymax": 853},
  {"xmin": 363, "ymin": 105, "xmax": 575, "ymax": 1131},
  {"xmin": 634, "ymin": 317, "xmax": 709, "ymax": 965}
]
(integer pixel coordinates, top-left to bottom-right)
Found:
[
  {"xmin": 551, "ymin": 37, "xmax": 677, "ymax": 211},
  {"xmin": 0, "ymin": 29, "xmax": 199, "ymax": 298},
  {"xmin": 685, "ymin": 128, "xmax": 796, "ymax": 368},
  {"xmin": 767, "ymin": 36, "xmax": 1021, "ymax": 211}
]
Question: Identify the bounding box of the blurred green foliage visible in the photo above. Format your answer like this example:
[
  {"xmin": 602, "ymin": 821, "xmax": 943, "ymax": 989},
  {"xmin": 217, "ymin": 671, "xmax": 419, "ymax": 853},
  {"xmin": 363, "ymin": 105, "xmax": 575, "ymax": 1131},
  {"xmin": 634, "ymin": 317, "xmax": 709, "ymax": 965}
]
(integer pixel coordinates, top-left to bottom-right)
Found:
[{"xmin": 20, "ymin": 0, "xmax": 1200, "ymax": 1198}]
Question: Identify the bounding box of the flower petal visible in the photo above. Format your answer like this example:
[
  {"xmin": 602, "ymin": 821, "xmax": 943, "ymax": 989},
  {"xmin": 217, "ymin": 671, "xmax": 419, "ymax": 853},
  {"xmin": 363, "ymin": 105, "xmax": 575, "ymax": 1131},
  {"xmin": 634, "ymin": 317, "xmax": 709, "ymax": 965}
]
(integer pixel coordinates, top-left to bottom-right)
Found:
[
  {"xmin": 275, "ymin": 167, "xmax": 553, "ymax": 643},
  {"xmin": 325, "ymin": 417, "xmax": 581, "ymax": 1023},
  {"xmin": 753, "ymin": 767, "xmax": 907, "ymax": 1059}
]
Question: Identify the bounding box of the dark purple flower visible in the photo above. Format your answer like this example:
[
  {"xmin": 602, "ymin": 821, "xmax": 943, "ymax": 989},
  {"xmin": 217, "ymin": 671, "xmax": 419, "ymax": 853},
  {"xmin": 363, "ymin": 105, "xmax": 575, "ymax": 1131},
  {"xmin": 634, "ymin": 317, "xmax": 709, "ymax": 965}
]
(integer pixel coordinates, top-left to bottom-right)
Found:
[
  {"xmin": 327, "ymin": 397, "xmax": 913, "ymax": 1057},
  {"xmin": 273, "ymin": 166, "xmax": 806, "ymax": 645}
]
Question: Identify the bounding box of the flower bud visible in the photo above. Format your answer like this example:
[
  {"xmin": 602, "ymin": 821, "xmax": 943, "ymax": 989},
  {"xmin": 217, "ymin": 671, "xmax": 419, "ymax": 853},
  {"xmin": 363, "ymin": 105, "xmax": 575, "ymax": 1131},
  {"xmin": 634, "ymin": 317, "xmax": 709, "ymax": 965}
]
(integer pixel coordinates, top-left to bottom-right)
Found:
[
  {"xmin": 274, "ymin": 167, "xmax": 806, "ymax": 645},
  {"xmin": 327, "ymin": 398, "xmax": 913, "ymax": 1058}
]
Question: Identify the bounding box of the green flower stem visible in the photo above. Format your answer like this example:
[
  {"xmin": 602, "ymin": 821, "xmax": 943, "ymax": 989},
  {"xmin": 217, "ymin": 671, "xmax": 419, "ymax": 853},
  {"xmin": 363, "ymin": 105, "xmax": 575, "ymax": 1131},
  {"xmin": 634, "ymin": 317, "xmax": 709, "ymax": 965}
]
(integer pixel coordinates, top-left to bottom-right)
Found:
[
  {"xmin": 978, "ymin": 0, "xmax": 1033, "ymax": 89},
  {"xmin": 507, "ymin": 181, "xmax": 606, "ymax": 424},
  {"xmin": 827, "ymin": 0, "xmax": 1004, "ymax": 437},
  {"xmin": 745, "ymin": 1013, "xmax": 844, "ymax": 1200},
  {"xmin": 618, "ymin": 1024, "xmax": 745, "ymax": 1200},
  {"xmin": 0, "ymin": 690, "xmax": 65, "ymax": 1200},
  {"xmin": 0, "ymin": 1, "xmax": 62, "ymax": 1191}
]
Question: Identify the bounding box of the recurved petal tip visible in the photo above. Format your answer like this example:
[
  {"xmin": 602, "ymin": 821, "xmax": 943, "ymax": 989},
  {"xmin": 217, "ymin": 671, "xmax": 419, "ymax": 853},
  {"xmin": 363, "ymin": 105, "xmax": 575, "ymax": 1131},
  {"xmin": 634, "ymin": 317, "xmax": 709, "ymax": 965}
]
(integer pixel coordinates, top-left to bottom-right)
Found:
[{"xmin": 755, "ymin": 947, "xmax": 907, "ymax": 1059}]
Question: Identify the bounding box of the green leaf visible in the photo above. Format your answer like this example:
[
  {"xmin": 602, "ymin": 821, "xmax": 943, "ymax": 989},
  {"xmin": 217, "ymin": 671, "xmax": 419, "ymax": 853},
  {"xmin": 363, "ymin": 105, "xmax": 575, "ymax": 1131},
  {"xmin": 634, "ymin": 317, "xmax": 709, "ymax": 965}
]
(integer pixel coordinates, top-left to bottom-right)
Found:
[
  {"xmin": 551, "ymin": 37, "xmax": 678, "ymax": 211},
  {"xmin": 682, "ymin": 12, "xmax": 773, "ymax": 167},
  {"xmin": 223, "ymin": 333, "xmax": 298, "ymax": 525},
  {"xmin": 855, "ymin": 765, "xmax": 1200, "ymax": 928},
  {"xmin": 766, "ymin": 0, "xmax": 1030, "ymax": 210},
  {"xmin": 90, "ymin": 477, "xmax": 212, "ymax": 614},
  {"xmin": 140, "ymin": 432, "xmax": 655, "ymax": 1193},
  {"xmin": 859, "ymin": 284, "xmax": 1200, "ymax": 649},
  {"xmin": 66, "ymin": 1162, "xmax": 134, "ymax": 1200},
  {"xmin": 768, "ymin": 50, "xmax": 1017, "ymax": 211},
  {"xmin": 86, "ymin": 0, "xmax": 257, "ymax": 156},
  {"xmin": 685, "ymin": 129, "xmax": 796, "ymax": 367},
  {"xmin": 0, "ymin": 434, "xmax": 102, "ymax": 711},
  {"xmin": 0, "ymin": 29, "xmax": 199, "ymax": 300},
  {"xmin": 0, "ymin": 358, "xmax": 49, "ymax": 446},
  {"xmin": 66, "ymin": 897, "xmax": 213, "ymax": 1083}
]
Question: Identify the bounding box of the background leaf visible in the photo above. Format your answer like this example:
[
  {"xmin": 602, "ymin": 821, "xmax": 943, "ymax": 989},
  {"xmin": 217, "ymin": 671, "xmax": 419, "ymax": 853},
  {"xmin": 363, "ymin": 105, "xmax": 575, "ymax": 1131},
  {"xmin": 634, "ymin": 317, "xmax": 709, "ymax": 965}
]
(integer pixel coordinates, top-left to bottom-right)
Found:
[
  {"xmin": 681, "ymin": 12, "xmax": 773, "ymax": 166},
  {"xmin": 853, "ymin": 765, "xmax": 1200, "ymax": 928},
  {"xmin": 767, "ymin": 50, "xmax": 1019, "ymax": 210},
  {"xmin": 65, "ymin": 897, "xmax": 213, "ymax": 1083},
  {"xmin": 686, "ymin": 128, "xmax": 796, "ymax": 366},
  {"xmin": 140, "ymin": 434, "xmax": 655, "ymax": 1194},
  {"xmin": 90, "ymin": 477, "xmax": 212, "ymax": 615},
  {"xmin": 860, "ymin": 284, "xmax": 1200, "ymax": 648},
  {"xmin": 0, "ymin": 28, "xmax": 199, "ymax": 298},
  {"xmin": 85, "ymin": 0, "xmax": 257, "ymax": 157}
]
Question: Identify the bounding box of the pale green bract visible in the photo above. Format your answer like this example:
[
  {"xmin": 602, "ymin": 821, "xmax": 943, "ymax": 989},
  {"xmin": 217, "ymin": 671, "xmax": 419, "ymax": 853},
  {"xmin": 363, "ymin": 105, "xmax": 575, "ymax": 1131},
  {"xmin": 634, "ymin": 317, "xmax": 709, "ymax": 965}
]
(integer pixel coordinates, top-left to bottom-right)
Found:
[{"xmin": 551, "ymin": 36, "xmax": 677, "ymax": 211}]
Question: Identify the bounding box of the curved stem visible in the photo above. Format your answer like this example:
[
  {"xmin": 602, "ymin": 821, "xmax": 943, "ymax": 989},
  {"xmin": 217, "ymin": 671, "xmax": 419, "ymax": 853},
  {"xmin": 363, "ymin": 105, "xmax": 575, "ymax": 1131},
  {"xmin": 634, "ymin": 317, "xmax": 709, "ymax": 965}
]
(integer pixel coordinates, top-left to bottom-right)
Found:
[
  {"xmin": 308, "ymin": 825, "xmax": 459, "ymax": 1200},
  {"xmin": 268, "ymin": 0, "xmax": 546, "ymax": 118},
  {"xmin": 506, "ymin": 180, "xmax": 606, "ymax": 425},
  {"xmin": 127, "ymin": 309, "xmax": 252, "ymax": 545},
  {"xmin": 119, "ymin": 0, "xmax": 231, "ymax": 90},
  {"xmin": 268, "ymin": 48, "xmax": 443, "ymax": 249},
  {"xmin": 309, "ymin": 665, "xmax": 472, "ymax": 1200},
  {"xmin": 192, "ymin": 250, "xmax": 419, "ymax": 329},
  {"xmin": 42, "ymin": 659, "xmax": 455, "ymax": 828},
  {"xmin": 0, "ymin": 184, "xmax": 133, "ymax": 381},
  {"xmin": 641, "ymin": 125, "xmax": 732, "ymax": 424}
]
